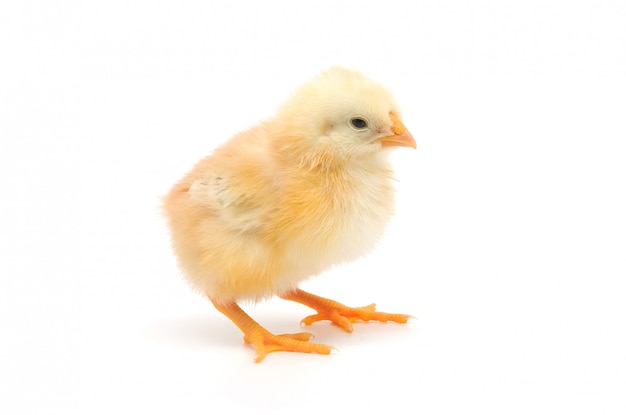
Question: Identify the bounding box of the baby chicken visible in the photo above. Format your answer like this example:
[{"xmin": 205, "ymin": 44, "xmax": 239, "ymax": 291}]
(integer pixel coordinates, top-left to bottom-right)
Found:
[{"xmin": 164, "ymin": 67, "xmax": 415, "ymax": 362}]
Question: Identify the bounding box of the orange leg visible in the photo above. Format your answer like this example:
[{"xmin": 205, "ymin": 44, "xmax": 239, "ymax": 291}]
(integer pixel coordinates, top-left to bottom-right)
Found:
[
  {"xmin": 210, "ymin": 298, "xmax": 333, "ymax": 363},
  {"xmin": 280, "ymin": 288, "xmax": 413, "ymax": 333}
]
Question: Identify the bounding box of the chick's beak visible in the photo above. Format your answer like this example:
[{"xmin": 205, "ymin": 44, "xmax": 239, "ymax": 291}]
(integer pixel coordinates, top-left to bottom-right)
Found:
[{"xmin": 378, "ymin": 113, "xmax": 416, "ymax": 149}]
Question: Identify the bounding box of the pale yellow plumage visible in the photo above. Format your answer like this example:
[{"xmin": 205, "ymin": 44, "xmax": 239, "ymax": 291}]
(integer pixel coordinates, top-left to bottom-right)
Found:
[{"xmin": 164, "ymin": 67, "xmax": 415, "ymax": 362}]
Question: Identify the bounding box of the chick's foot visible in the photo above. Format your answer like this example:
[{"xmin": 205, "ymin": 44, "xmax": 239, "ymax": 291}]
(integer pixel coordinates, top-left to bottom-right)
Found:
[
  {"xmin": 210, "ymin": 299, "xmax": 332, "ymax": 363},
  {"xmin": 281, "ymin": 288, "xmax": 413, "ymax": 333},
  {"xmin": 243, "ymin": 329, "xmax": 332, "ymax": 363}
]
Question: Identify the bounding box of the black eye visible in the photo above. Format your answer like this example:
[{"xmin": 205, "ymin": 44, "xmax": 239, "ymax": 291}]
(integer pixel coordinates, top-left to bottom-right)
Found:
[{"xmin": 350, "ymin": 117, "xmax": 368, "ymax": 130}]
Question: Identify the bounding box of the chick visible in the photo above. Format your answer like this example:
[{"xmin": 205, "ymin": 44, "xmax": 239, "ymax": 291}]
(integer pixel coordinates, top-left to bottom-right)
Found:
[{"xmin": 164, "ymin": 67, "xmax": 415, "ymax": 362}]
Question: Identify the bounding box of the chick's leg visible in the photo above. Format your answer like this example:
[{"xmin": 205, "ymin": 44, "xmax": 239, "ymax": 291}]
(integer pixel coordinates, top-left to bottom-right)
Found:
[
  {"xmin": 280, "ymin": 289, "xmax": 412, "ymax": 333},
  {"xmin": 210, "ymin": 298, "xmax": 333, "ymax": 363}
]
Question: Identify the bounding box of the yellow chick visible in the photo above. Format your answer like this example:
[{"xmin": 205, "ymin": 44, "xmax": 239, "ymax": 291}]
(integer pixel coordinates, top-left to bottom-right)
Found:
[{"xmin": 164, "ymin": 67, "xmax": 416, "ymax": 362}]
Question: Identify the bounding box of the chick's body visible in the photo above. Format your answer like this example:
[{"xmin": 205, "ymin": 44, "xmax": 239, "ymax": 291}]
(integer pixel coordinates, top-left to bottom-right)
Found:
[
  {"xmin": 166, "ymin": 123, "xmax": 395, "ymax": 301},
  {"xmin": 164, "ymin": 68, "xmax": 415, "ymax": 362}
]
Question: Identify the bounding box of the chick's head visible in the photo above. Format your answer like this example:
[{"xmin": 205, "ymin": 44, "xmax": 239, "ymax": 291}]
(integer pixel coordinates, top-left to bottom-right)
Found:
[{"xmin": 274, "ymin": 67, "xmax": 415, "ymax": 162}]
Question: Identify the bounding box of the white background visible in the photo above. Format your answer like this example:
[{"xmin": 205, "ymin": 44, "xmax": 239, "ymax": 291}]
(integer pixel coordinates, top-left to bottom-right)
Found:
[{"xmin": 1, "ymin": 1, "xmax": 625, "ymax": 414}]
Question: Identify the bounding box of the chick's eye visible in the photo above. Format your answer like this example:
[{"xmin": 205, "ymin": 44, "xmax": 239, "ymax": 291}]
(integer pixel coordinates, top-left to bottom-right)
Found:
[{"xmin": 350, "ymin": 117, "xmax": 368, "ymax": 130}]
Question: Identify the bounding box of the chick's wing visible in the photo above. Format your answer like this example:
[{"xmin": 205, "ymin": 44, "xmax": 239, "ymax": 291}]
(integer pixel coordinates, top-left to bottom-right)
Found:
[
  {"xmin": 188, "ymin": 172, "xmax": 270, "ymax": 234},
  {"xmin": 183, "ymin": 127, "xmax": 282, "ymax": 235}
]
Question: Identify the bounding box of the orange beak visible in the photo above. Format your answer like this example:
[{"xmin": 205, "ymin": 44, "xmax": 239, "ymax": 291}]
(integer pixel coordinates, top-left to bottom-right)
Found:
[{"xmin": 378, "ymin": 113, "xmax": 416, "ymax": 149}]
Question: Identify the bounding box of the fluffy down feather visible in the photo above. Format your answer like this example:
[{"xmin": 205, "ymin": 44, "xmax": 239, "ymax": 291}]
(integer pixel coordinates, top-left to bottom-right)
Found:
[{"xmin": 164, "ymin": 68, "xmax": 411, "ymax": 301}]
